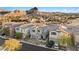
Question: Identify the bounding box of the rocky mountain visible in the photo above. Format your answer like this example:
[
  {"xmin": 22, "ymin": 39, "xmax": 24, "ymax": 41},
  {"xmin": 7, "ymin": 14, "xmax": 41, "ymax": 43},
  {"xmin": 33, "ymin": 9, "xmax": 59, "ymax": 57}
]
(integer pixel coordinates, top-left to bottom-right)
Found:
[{"xmin": 0, "ymin": 7, "xmax": 79, "ymax": 24}]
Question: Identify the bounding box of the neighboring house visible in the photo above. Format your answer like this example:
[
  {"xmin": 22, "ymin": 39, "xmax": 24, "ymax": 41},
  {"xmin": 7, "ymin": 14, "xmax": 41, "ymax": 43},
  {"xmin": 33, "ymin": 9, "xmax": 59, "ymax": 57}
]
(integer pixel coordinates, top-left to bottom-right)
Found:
[
  {"xmin": 28, "ymin": 23, "xmax": 48, "ymax": 40},
  {"xmin": 45, "ymin": 24, "xmax": 69, "ymax": 46},
  {"xmin": 15, "ymin": 23, "xmax": 33, "ymax": 39},
  {"xmin": 3, "ymin": 22, "xmax": 24, "ymax": 37},
  {"xmin": 48, "ymin": 25, "xmax": 60, "ymax": 39},
  {"xmin": 29, "ymin": 26, "xmax": 44, "ymax": 39},
  {"xmin": 29, "ymin": 26, "xmax": 41, "ymax": 39},
  {"xmin": 49, "ymin": 31, "xmax": 59, "ymax": 41},
  {"xmin": 48, "ymin": 30, "xmax": 64, "ymax": 47}
]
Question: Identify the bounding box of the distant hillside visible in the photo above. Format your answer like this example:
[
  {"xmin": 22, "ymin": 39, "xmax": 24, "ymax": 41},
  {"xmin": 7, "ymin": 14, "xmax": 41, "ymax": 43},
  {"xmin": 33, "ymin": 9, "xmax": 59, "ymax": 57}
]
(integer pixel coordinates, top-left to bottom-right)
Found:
[{"xmin": 0, "ymin": 7, "xmax": 79, "ymax": 24}]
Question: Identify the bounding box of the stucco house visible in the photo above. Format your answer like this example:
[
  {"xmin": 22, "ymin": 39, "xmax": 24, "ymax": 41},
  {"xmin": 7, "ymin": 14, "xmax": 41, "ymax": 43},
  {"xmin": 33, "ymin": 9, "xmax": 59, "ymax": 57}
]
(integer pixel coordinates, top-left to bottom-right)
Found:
[
  {"xmin": 15, "ymin": 23, "xmax": 77, "ymax": 50},
  {"xmin": 15, "ymin": 23, "xmax": 33, "ymax": 39},
  {"xmin": 15, "ymin": 23, "xmax": 48, "ymax": 40},
  {"xmin": 2, "ymin": 22, "xmax": 24, "ymax": 37},
  {"xmin": 42, "ymin": 24, "xmax": 73, "ymax": 47},
  {"xmin": 15, "ymin": 23, "xmax": 64, "ymax": 41},
  {"xmin": 29, "ymin": 26, "xmax": 49, "ymax": 40},
  {"xmin": 29, "ymin": 26, "xmax": 43, "ymax": 39}
]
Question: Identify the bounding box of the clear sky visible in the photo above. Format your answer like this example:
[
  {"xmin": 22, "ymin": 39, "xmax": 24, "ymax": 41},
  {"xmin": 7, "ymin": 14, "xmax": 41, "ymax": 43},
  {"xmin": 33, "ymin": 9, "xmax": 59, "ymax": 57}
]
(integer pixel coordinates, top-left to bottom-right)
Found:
[{"xmin": 0, "ymin": 7, "xmax": 79, "ymax": 13}]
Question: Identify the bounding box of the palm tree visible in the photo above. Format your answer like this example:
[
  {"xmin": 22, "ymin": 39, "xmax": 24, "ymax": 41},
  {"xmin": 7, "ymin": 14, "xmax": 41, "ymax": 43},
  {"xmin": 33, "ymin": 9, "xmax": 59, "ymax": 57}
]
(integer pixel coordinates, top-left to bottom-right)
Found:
[{"xmin": 2, "ymin": 39, "xmax": 22, "ymax": 51}]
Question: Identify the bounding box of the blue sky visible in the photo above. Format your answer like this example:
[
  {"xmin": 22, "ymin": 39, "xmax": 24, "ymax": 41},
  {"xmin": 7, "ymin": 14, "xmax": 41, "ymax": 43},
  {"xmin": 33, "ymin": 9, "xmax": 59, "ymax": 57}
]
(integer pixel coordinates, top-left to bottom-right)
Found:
[{"xmin": 0, "ymin": 7, "xmax": 79, "ymax": 13}]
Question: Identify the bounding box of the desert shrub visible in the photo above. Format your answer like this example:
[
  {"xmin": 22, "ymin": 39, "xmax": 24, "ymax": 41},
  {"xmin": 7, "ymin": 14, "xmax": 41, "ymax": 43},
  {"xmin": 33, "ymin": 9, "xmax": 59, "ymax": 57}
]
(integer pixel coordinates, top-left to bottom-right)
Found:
[
  {"xmin": 15, "ymin": 32, "xmax": 22, "ymax": 39},
  {"xmin": 58, "ymin": 33, "xmax": 76, "ymax": 50},
  {"xmin": 2, "ymin": 28, "xmax": 10, "ymax": 36}
]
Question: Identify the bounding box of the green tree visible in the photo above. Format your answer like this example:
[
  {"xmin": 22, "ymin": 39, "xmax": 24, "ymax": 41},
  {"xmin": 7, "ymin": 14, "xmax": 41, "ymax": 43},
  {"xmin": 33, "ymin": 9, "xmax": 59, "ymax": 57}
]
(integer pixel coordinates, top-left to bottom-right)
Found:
[
  {"xmin": 59, "ymin": 33, "xmax": 76, "ymax": 50},
  {"xmin": 15, "ymin": 32, "xmax": 22, "ymax": 39}
]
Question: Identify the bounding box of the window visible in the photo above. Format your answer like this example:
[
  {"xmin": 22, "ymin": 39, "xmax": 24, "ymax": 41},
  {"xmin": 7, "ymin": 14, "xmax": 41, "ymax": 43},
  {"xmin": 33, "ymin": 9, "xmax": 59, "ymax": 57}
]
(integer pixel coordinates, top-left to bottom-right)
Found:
[
  {"xmin": 32, "ymin": 30, "xmax": 35, "ymax": 32},
  {"xmin": 51, "ymin": 32, "xmax": 57, "ymax": 35},
  {"xmin": 16, "ymin": 28, "xmax": 19, "ymax": 30},
  {"xmin": 38, "ymin": 30, "xmax": 40, "ymax": 32}
]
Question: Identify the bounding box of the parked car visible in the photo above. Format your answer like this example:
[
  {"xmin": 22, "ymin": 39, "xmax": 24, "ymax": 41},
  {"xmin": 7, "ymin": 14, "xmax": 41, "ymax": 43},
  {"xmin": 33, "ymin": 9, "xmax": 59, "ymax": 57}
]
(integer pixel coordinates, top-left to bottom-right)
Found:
[{"xmin": 46, "ymin": 40, "xmax": 55, "ymax": 48}]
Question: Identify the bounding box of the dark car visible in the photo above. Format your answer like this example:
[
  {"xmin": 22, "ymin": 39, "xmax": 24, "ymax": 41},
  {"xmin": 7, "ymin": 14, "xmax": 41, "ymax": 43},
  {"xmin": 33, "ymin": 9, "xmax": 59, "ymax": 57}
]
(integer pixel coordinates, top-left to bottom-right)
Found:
[{"xmin": 46, "ymin": 40, "xmax": 55, "ymax": 48}]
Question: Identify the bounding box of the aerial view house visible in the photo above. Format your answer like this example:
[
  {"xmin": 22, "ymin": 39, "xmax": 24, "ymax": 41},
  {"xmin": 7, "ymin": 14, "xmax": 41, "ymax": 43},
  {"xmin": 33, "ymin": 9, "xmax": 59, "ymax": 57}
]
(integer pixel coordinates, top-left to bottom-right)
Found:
[
  {"xmin": 15, "ymin": 23, "xmax": 67, "ymax": 44},
  {"xmin": 15, "ymin": 23, "xmax": 48, "ymax": 39},
  {"xmin": 0, "ymin": 7, "xmax": 78, "ymax": 51}
]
